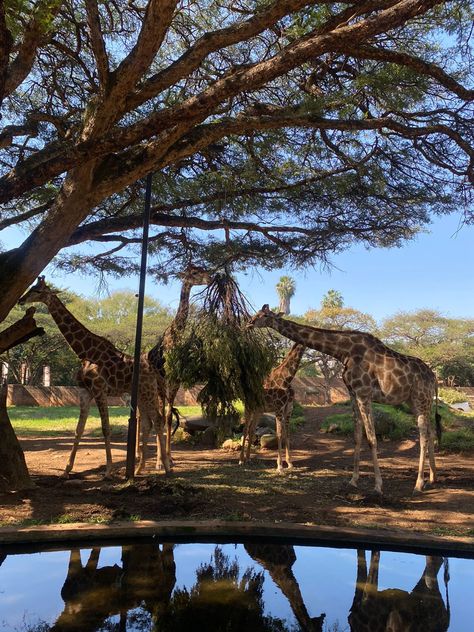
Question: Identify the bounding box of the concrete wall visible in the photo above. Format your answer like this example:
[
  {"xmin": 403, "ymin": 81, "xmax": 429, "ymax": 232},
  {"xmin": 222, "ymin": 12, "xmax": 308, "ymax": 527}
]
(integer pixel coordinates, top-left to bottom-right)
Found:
[{"xmin": 7, "ymin": 377, "xmax": 349, "ymax": 407}]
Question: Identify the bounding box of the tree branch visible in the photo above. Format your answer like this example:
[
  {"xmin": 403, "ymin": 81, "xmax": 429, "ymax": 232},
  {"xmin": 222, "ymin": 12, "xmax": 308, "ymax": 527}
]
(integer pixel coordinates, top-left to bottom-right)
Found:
[
  {"xmin": 85, "ymin": 0, "xmax": 109, "ymax": 89},
  {"xmin": 335, "ymin": 44, "xmax": 474, "ymax": 101},
  {"xmin": 0, "ymin": 307, "xmax": 45, "ymax": 354},
  {"xmin": 4, "ymin": 0, "xmax": 63, "ymax": 97}
]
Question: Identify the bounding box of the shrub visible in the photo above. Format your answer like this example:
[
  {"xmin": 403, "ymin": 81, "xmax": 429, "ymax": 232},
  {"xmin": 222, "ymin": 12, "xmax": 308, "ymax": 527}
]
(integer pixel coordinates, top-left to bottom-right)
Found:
[
  {"xmin": 441, "ymin": 428, "xmax": 474, "ymax": 452},
  {"xmin": 438, "ymin": 388, "xmax": 469, "ymax": 405},
  {"xmin": 321, "ymin": 403, "xmax": 413, "ymax": 440}
]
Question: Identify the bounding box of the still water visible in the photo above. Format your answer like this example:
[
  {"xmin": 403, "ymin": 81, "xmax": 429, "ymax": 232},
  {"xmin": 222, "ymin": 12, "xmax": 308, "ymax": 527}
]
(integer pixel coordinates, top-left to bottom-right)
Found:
[{"xmin": 0, "ymin": 541, "xmax": 472, "ymax": 631}]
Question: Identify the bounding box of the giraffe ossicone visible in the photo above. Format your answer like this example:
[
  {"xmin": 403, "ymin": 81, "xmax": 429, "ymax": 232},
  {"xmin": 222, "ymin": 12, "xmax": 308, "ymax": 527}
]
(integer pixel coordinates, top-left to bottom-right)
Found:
[{"xmin": 247, "ymin": 304, "xmax": 440, "ymax": 494}]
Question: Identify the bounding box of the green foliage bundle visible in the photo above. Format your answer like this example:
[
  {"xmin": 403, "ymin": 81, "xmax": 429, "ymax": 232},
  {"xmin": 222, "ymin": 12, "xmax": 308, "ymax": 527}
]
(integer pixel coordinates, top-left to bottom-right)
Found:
[{"xmin": 165, "ymin": 274, "xmax": 276, "ymax": 426}]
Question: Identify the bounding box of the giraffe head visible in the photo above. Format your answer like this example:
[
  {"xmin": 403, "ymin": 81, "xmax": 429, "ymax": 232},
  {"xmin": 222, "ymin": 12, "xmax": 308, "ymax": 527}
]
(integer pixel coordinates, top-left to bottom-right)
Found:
[
  {"xmin": 247, "ymin": 304, "xmax": 284, "ymax": 329},
  {"xmin": 18, "ymin": 276, "xmax": 55, "ymax": 307},
  {"xmin": 178, "ymin": 264, "xmax": 213, "ymax": 287}
]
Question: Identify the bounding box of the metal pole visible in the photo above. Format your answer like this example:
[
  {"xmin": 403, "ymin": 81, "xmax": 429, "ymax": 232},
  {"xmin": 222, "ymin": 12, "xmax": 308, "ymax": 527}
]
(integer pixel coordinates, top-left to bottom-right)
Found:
[{"xmin": 126, "ymin": 172, "xmax": 153, "ymax": 479}]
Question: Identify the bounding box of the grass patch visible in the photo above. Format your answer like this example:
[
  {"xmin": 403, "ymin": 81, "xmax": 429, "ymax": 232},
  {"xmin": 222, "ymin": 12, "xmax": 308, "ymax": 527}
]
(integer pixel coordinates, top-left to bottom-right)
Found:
[
  {"xmin": 9, "ymin": 405, "xmax": 207, "ymax": 436},
  {"xmin": 321, "ymin": 403, "xmax": 413, "ymax": 440},
  {"xmin": 321, "ymin": 400, "xmax": 474, "ymax": 451},
  {"xmin": 438, "ymin": 387, "xmax": 469, "ymax": 405},
  {"xmin": 289, "ymin": 402, "xmax": 305, "ymax": 432},
  {"xmin": 441, "ymin": 428, "xmax": 474, "ymax": 452}
]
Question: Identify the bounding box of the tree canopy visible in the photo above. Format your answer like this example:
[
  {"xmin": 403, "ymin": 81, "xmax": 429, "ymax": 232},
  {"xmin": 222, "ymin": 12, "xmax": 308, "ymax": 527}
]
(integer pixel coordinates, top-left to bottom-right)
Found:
[{"xmin": 0, "ymin": 0, "xmax": 473, "ymax": 323}]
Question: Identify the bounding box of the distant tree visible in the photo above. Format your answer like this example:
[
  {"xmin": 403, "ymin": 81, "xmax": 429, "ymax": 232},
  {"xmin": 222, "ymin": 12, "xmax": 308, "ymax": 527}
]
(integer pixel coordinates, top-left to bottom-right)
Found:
[
  {"xmin": 381, "ymin": 310, "xmax": 474, "ymax": 385},
  {"xmin": 321, "ymin": 290, "xmax": 344, "ymax": 309},
  {"xmin": 304, "ymin": 294, "xmax": 376, "ymax": 403},
  {"xmin": 276, "ymin": 277, "xmax": 296, "ymax": 315},
  {"xmin": 76, "ymin": 291, "xmax": 173, "ymax": 355}
]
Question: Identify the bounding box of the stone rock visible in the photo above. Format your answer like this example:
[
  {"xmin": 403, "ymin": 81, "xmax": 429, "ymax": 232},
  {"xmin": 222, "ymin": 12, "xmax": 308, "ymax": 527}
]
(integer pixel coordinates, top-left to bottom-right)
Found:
[
  {"xmin": 256, "ymin": 413, "xmax": 276, "ymax": 430},
  {"xmin": 182, "ymin": 415, "xmax": 212, "ymax": 434},
  {"xmin": 221, "ymin": 439, "xmax": 241, "ymax": 451},
  {"xmin": 260, "ymin": 434, "xmax": 278, "ymax": 449},
  {"xmin": 326, "ymin": 423, "xmax": 339, "ymax": 433},
  {"xmin": 198, "ymin": 426, "xmax": 217, "ymax": 447},
  {"xmin": 255, "ymin": 425, "xmax": 275, "ymax": 437},
  {"xmin": 451, "ymin": 402, "xmax": 471, "ymax": 412}
]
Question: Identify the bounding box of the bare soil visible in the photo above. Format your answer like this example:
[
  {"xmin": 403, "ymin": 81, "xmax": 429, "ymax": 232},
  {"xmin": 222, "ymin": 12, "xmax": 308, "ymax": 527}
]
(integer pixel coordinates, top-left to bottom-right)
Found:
[{"xmin": 1, "ymin": 406, "xmax": 473, "ymax": 538}]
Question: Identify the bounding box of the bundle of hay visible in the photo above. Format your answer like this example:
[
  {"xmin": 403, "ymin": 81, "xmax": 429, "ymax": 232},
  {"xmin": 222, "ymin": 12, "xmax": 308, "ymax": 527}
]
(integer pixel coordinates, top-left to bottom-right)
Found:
[{"xmin": 165, "ymin": 272, "xmax": 276, "ymax": 443}]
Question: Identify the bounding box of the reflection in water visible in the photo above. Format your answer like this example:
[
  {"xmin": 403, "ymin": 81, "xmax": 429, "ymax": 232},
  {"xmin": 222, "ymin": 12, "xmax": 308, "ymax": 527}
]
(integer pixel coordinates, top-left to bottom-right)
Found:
[
  {"xmin": 51, "ymin": 543, "xmax": 176, "ymax": 631},
  {"xmin": 349, "ymin": 550, "xmax": 450, "ymax": 632},
  {"xmin": 245, "ymin": 543, "xmax": 325, "ymax": 631},
  {"xmin": 0, "ymin": 542, "xmax": 466, "ymax": 632}
]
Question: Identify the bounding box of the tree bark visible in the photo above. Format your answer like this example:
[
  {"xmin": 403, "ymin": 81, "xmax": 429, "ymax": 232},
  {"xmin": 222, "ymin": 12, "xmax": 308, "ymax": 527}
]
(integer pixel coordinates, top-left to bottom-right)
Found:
[
  {"xmin": 0, "ymin": 381, "xmax": 34, "ymax": 491},
  {"xmin": 0, "ymin": 307, "xmax": 45, "ymax": 353}
]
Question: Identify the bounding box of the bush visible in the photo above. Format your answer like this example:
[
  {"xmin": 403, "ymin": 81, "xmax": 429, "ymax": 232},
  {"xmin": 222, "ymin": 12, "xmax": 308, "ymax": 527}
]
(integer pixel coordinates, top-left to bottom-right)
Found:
[
  {"xmin": 321, "ymin": 403, "xmax": 413, "ymax": 440},
  {"xmin": 441, "ymin": 428, "xmax": 474, "ymax": 452},
  {"xmin": 288, "ymin": 402, "xmax": 305, "ymax": 432},
  {"xmin": 438, "ymin": 388, "xmax": 469, "ymax": 405}
]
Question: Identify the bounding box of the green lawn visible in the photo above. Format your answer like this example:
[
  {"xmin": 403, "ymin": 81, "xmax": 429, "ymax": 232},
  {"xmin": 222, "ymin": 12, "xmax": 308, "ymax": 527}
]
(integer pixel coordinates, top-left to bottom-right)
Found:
[{"xmin": 8, "ymin": 405, "xmax": 203, "ymax": 436}]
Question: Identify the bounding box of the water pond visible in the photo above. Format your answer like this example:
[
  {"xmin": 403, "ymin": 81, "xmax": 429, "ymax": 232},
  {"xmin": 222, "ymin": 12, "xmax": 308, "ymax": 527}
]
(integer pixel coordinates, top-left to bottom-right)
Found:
[{"xmin": 0, "ymin": 541, "xmax": 473, "ymax": 631}]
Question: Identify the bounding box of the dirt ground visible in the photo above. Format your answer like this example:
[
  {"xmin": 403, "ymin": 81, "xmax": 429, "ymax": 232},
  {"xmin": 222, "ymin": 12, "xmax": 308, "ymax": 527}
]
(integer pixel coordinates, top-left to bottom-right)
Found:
[{"xmin": 1, "ymin": 406, "xmax": 473, "ymax": 538}]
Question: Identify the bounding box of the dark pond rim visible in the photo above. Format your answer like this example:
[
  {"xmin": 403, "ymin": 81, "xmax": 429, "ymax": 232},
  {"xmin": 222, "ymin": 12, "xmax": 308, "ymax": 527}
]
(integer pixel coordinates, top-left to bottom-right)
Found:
[{"xmin": 1, "ymin": 520, "xmax": 474, "ymax": 559}]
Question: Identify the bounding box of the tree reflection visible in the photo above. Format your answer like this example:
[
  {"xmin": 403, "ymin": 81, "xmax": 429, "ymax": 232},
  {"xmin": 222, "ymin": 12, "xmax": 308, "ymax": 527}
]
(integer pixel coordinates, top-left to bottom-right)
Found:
[{"xmin": 157, "ymin": 546, "xmax": 288, "ymax": 632}]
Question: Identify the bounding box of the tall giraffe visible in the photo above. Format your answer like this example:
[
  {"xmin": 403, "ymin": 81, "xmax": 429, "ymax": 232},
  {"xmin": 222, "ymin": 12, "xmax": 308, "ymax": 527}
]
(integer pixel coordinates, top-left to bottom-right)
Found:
[
  {"xmin": 18, "ymin": 277, "xmax": 169, "ymax": 476},
  {"xmin": 247, "ymin": 305, "xmax": 441, "ymax": 494},
  {"xmin": 147, "ymin": 265, "xmax": 212, "ymax": 464},
  {"xmin": 349, "ymin": 550, "xmax": 449, "ymax": 631},
  {"xmin": 240, "ymin": 342, "xmax": 305, "ymax": 472}
]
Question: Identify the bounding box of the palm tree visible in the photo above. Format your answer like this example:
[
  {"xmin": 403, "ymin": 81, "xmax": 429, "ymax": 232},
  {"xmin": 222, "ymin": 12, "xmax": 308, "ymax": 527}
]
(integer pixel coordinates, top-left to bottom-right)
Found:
[{"xmin": 276, "ymin": 276, "xmax": 296, "ymax": 315}]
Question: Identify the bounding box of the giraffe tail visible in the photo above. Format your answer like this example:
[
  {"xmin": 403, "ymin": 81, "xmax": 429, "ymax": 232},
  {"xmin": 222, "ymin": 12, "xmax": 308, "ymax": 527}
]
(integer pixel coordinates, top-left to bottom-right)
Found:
[
  {"xmin": 435, "ymin": 383, "xmax": 443, "ymax": 447},
  {"xmin": 171, "ymin": 407, "xmax": 180, "ymax": 436}
]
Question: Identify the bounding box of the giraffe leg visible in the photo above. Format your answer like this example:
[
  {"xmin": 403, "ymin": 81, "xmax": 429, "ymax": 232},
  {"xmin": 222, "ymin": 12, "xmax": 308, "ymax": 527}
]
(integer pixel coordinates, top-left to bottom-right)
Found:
[
  {"xmin": 239, "ymin": 407, "xmax": 250, "ymax": 465},
  {"xmin": 136, "ymin": 412, "xmax": 151, "ymax": 475},
  {"xmin": 64, "ymin": 388, "xmax": 92, "ymax": 477},
  {"xmin": 414, "ymin": 412, "xmax": 430, "ymax": 493},
  {"xmin": 165, "ymin": 404, "xmax": 175, "ymax": 467},
  {"xmin": 357, "ymin": 398, "xmax": 383, "ymax": 494},
  {"xmin": 156, "ymin": 416, "xmax": 171, "ymax": 474},
  {"xmin": 95, "ymin": 393, "xmax": 113, "ymax": 478},
  {"xmin": 349, "ymin": 396, "xmax": 363, "ymax": 489},
  {"xmin": 275, "ymin": 415, "xmax": 284, "ymax": 473},
  {"xmin": 426, "ymin": 410, "xmax": 437, "ymax": 485},
  {"xmin": 283, "ymin": 400, "xmax": 294, "ymax": 470}
]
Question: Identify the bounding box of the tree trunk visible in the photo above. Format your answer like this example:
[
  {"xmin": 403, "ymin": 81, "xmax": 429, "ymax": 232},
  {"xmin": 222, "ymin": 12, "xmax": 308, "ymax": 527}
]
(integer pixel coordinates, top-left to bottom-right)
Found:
[
  {"xmin": 0, "ymin": 381, "xmax": 34, "ymax": 491},
  {"xmin": 0, "ymin": 307, "xmax": 44, "ymax": 353}
]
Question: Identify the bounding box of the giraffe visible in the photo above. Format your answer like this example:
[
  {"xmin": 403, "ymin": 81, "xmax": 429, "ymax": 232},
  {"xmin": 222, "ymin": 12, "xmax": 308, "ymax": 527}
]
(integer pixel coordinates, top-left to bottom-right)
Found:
[
  {"xmin": 147, "ymin": 264, "xmax": 213, "ymax": 464},
  {"xmin": 348, "ymin": 550, "xmax": 449, "ymax": 631},
  {"xmin": 245, "ymin": 543, "xmax": 326, "ymax": 632},
  {"xmin": 247, "ymin": 305, "xmax": 441, "ymax": 494},
  {"xmin": 18, "ymin": 277, "xmax": 169, "ymax": 477},
  {"xmin": 52, "ymin": 544, "xmax": 176, "ymax": 632},
  {"xmin": 240, "ymin": 342, "xmax": 305, "ymax": 472}
]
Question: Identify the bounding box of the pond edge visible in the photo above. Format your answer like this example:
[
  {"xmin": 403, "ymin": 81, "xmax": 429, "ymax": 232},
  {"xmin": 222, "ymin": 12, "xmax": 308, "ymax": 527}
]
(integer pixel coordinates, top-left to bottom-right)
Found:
[{"xmin": 1, "ymin": 520, "xmax": 473, "ymax": 557}]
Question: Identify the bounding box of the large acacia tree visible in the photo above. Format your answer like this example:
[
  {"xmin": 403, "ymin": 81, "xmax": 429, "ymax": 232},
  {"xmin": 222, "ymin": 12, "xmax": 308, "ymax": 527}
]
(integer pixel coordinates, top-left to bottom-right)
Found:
[{"xmin": 0, "ymin": 0, "xmax": 473, "ymax": 326}]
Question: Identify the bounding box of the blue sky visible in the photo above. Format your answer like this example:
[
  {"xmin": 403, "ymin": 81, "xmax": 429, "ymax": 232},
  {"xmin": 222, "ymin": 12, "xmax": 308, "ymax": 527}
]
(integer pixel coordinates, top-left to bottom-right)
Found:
[{"xmin": 4, "ymin": 211, "xmax": 473, "ymax": 323}]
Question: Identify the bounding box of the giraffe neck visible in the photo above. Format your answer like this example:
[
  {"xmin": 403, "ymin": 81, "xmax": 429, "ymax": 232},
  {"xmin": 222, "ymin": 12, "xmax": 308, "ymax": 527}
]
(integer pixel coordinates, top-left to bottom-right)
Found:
[
  {"xmin": 45, "ymin": 294, "xmax": 119, "ymax": 361},
  {"xmin": 169, "ymin": 281, "xmax": 192, "ymax": 340},
  {"xmin": 148, "ymin": 281, "xmax": 192, "ymax": 371},
  {"xmin": 268, "ymin": 318, "xmax": 350, "ymax": 362},
  {"xmin": 268, "ymin": 344, "xmax": 305, "ymax": 387}
]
